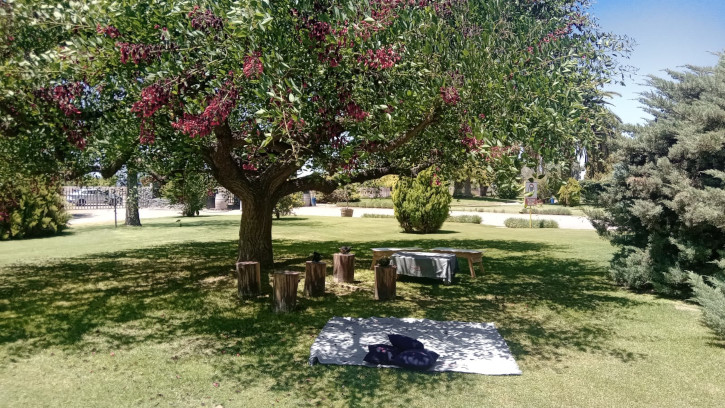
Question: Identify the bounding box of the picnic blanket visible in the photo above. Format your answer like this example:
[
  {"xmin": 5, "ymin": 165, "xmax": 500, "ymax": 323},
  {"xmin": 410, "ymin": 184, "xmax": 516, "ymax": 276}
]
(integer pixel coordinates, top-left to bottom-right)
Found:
[{"xmin": 309, "ymin": 316, "xmax": 522, "ymax": 375}]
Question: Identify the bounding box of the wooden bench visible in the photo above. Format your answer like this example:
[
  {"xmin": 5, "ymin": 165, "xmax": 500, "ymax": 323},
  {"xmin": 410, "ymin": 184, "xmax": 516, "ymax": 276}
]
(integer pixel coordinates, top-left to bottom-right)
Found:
[
  {"xmin": 370, "ymin": 247, "xmax": 423, "ymax": 270},
  {"xmin": 428, "ymin": 247, "xmax": 484, "ymax": 278}
]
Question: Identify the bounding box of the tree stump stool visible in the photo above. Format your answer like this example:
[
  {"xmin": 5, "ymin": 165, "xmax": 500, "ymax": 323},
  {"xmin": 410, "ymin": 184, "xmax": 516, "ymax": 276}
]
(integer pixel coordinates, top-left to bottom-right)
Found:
[
  {"xmin": 304, "ymin": 261, "xmax": 326, "ymax": 297},
  {"xmin": 333, "ymin": 253, "xmax": 355, "ymax": 283},
  {"xmin": 236, "ymin": 261, "xmax": 261, "ymax": 299},
  {"xmin": 273, "ymin": 271, "xmax": 300, "ymax": 313},
  {"xmin": 374, "ymin": 265, "xmax": 397, "ymax": 301}
]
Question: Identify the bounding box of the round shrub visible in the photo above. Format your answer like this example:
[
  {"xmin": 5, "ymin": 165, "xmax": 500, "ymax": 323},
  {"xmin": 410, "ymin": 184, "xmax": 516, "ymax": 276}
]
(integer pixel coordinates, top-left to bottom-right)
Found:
[
  {"xmin": 557, "ymin": 178, "xmax": 582, "ymax": 206},
  {"xmin": 0, "ymin": 174, "xmax": 69, "ymax": 240},
  {"xmin": 393, "ymin": 169, "xmax": 452, "ymax": 233}
]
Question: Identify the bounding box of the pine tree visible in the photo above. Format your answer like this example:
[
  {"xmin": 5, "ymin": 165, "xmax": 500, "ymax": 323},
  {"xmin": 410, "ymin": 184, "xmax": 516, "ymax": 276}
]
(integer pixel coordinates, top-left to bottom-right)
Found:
[{"xmin": 590, "ymin": 54, "xmax": 725, "ymax": 306}]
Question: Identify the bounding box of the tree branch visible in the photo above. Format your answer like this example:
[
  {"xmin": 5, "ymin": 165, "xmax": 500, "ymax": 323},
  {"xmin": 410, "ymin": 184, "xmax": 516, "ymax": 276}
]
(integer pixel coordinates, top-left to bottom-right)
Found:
[
  {"xmin": 276, "ymin": 162, "xmax": 430, "ymax": 198},
  {"xmin": 369, "ymin": 104, "xmax": 442, "ymax": 153}
]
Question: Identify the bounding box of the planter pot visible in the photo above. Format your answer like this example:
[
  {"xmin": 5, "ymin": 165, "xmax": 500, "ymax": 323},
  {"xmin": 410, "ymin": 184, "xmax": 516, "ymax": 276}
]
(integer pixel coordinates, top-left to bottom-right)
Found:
[
  {"xmin": 340, "ymin": 208, "xmax": 354, "ymax": 217},
  {"xmin": 214, "ymin": 194, "xmax": 228, "ymax": 210}
]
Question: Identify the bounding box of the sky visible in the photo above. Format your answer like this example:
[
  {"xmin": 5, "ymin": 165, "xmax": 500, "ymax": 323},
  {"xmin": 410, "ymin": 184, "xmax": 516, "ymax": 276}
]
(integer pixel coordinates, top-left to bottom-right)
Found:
[{"xmin": 588, "ymin": 0, "xmax": 725, "ymax": 125}]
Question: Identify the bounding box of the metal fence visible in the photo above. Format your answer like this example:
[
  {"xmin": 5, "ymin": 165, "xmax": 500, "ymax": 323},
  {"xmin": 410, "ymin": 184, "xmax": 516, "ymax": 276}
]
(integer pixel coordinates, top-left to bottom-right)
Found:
[
  {"xmin": 62, "ymin": 186, "xmax": 127, "ymax": 210},
  {"xmin": 62, "ymin": 186, "xmax": 161, "ymax": 210}
]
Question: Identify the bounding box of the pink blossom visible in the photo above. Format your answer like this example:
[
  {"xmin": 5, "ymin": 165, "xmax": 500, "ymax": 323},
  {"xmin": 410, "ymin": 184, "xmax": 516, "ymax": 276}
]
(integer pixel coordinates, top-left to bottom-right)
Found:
[{"xmin": 440, "ymin": 86, "xmax": 460, "ymax": 105}]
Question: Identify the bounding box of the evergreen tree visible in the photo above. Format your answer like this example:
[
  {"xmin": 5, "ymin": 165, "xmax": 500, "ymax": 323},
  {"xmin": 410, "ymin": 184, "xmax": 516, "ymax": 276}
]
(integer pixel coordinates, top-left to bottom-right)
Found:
[{"xmin": 590, "ymin": 55, "xmax": 725, "ymax": 308}]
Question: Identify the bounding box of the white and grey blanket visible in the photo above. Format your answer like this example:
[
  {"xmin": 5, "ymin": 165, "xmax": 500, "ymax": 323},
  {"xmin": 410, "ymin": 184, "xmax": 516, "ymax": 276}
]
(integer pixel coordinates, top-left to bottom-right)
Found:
[{"xmin": 309, "ymin": 316, "xmax": 522, "ymax": 375}]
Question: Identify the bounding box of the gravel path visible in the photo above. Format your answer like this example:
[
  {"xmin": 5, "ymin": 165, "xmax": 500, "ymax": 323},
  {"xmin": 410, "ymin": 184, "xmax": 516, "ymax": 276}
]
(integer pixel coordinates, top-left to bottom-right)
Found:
[{"xmin": 69, "ymin": 204, "xmax": 594, "ymax": 230}]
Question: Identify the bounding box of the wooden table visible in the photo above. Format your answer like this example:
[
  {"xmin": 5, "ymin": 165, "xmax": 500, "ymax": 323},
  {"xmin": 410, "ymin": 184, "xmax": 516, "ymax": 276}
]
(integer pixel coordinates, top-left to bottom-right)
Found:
[
  {"xmin": 370, "ymin": 247, "xmax": 423, "ymax": 270},
  {"xmin": 428, "ymin": 247, "xmax": 484, "ymax": 278}
]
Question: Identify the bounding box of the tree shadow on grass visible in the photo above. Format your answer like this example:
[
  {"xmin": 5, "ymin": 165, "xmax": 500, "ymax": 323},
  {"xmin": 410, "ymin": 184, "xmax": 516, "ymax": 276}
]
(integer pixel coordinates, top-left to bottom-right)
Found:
[{"xmin": 0, "ymin": 234, "xmax": 644, "ymax": 406}]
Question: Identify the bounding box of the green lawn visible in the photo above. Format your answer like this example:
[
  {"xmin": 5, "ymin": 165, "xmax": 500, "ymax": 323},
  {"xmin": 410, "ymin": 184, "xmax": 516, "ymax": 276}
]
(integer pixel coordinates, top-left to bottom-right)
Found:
[{"xmin": 1, "ymin": 216, "xmax": 723, "ymax": 407}]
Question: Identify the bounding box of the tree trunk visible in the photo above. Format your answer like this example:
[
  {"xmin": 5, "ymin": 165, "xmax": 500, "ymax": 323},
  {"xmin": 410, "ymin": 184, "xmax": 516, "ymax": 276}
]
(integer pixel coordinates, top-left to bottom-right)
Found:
[
  {"xmin": 236, "ymin": 261, "xmax": 261, "ymax": 299},
  {"xmin": 237, "ymin": 195, "xmax": 275, "ymax": 268},
  {"xmin": 453, "ymin": 181, "xmax": 464, "ymax": 197},
  {"xmin": 463, "ymin": 178, "xmax": 472, "ymax": 197},
  {"xmin": 374, "ymin": 265, "xmax": 397, "ymax": 301},
  {"xmin": 125, "ymin": 166, "xmax": 141, "ymax": 226},
  {"xmin": 479, "ymin": 184, "xmax": 488, "ymax": 197},
  {"xmin": 304, "ymin": 261, "xmax": 326, "ymax": 297},
  {"xmin": 333, "ymin": 253, "xmax": 355, "ymax": 283}
]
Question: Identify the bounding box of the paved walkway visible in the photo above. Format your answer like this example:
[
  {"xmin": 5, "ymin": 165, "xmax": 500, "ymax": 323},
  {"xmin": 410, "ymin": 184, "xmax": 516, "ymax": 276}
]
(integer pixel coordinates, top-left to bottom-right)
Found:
[{"xmin": 69, "ymin": 204, "xmax": 594, "ymax": 230}]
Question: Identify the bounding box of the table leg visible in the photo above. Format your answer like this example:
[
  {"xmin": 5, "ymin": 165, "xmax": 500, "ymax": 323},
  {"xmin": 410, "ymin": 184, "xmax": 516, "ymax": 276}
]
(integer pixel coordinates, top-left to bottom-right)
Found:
[
  {"xmin": 467, "ymin": 257, "xmax": 476, "ymax": 278},
  {"xmin": 479, "ymin": 259, "xmax": 485, "ymax": 275},
  {"xmin": 370, "ymin": 254, "xmax": 378, "ymax": 270}
]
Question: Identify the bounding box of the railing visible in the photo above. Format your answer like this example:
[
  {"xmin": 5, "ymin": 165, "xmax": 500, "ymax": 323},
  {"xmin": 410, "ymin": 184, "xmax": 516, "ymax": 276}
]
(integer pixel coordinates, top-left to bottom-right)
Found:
[{"xmin": 62, "ymin": 186, "xmax": 127, "ymax": 210}]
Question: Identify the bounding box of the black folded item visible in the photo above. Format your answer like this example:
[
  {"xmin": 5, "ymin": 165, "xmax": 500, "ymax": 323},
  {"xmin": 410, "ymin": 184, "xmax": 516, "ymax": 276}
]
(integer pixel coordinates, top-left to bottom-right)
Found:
[
  {"xmin": 363, "ymin": 344, "xmax": 400, "ymax": 365},
  {"xmin": 391, "ymin": 349, "xmax": 440, "ymax": 371},
  {"xmin": 388, "ymin": 334, "xmax": 424, "ymax": 351}
]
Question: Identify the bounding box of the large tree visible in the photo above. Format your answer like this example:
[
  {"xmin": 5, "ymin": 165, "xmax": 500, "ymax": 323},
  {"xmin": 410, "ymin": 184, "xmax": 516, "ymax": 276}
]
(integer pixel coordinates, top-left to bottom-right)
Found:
[
  {"xmin": 589, "ymin": 54, "xmax": 725, "ymax": 296},
  {"xmin": 1, "ymin": 0, "xmax": 630, "ymax": 266}
]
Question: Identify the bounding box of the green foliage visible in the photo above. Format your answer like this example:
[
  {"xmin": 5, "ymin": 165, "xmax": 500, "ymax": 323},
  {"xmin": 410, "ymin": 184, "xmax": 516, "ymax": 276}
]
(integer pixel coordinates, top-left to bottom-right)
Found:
[
  {"xmin": 376, "ymin": 256, "xmax": 392, "ymax": 267},
  {"xmin": 579, "ymin": 179, "xmax": 610, "ymax": 206},
  {"xmin": 446, "ymin": 215, "xmax": 482, "ymax": 224},
  {"xmin": 274, "ymin": 192, "xmax": 303, "ymax": 219},
  {"xmin": 519, "ymin": 207, "xmax": 572, "ymax": 215},
  {"xmin": 589, "ymin": 55, "xmax": 725, "ymax": 301},
  {"xmin": 336, "ymin": 199, "xmax": 393, "ymax": 208},
  {"xmin": 318, "ymin": 187, "xmax": 360, "ymax": 204},
  {"xmin": 0, "ymin": 174, "xmax": 69, "ymax": 240},
  {"xmin": 609, "ymin": 246, "xmax": 653, "ymax": 290},
  {"xmin": 690, "ymin": 273, "xmax": 725, "ymax": 339},
  {"xmin": 504, "ymin": 218, "xmax": 559, "ymax": 228},
  {"xmin": 493, "ymin": 163, "xmax": 522, "ymax": 199},
  {"xmin": 393, "ymin": 169, "xmax": 451, "ymax": 233},
  {"xmin": 161, "ymin": 172, "xmax": 215, "ymax": 217},
  {"xmin": 360, "ymin": 214, "xmax": 395, "ymax": 219},
  {"xmin": 1, "ymin": 0, "xmax": 634, "ymax": 264},
  {"xmin": 557, "ymin": 178, "xmax": 582, "ymax": 206}
]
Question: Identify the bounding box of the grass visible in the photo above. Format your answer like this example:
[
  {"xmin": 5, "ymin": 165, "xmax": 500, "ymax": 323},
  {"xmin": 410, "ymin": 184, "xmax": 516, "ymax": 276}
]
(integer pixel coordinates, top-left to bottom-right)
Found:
[{"xmin": 1, "ymin": 215, "xmax": 724, "ymax": 407}]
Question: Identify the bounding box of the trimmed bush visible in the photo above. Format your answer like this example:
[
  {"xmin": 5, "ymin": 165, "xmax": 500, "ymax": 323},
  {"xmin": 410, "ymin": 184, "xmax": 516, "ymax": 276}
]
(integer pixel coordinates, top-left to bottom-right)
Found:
[
  {"xmin": 274, "ymin": 192, "xmax": 303, "ymax": 218},
  {"xmin": 557, "ymin": 178, "xmax": 581, "ymax": 206},
  {"xmin": 519, "ymin": 207, "xmax": 572, "ymax": 215},
  {"xmin": 393, "ymin": 169, "xmax": 451, "ymax": 233},
  {"xmin": 361, "ymin": 214, "xmax": 395, "ymax": 219},
  {"xmin": 446, "ymin": 215, "xmax": 482, "ymax": 224},
  {"xmin": 318, "ymin": 187, "xmax": 360, "ymax": 204},
  {"xmin": 504, "ymin": 218, "xmax": 559, "ymax": 228},
  {"xmin": 161, "ymin": 172, "xmax": 215, "ymax": 217},
  {"xmin": 0, "ymin": 174, "xmax": 69, "ymax": 240}
]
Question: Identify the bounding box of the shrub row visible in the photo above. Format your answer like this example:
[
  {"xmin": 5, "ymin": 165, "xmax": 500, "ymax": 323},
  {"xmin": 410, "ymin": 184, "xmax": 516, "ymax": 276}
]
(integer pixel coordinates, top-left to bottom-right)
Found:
[
  {"xmin": 360, "ymin": 214, "xmax": 395, "ymax": 219},
  {"xmin": 518, "ymin": 207, "xmax": 572, "ymax": 215},
  {"xmin": 446, "ymin": 215, "xmax": 482, "ymax": 224},
  {"xmin": 504, "ymin": 218, "xmax": 559, "ymax": 228},
  {"xmin": 336, "ymin": 200, "xmax": 393, "ymax": 208}
]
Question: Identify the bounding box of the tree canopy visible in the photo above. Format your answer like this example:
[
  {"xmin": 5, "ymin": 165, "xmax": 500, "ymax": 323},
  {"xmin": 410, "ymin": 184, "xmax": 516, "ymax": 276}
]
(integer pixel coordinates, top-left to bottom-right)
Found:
[
  {"xmin": 590, "ymin": 53, "xmax": 725, "ymax": 297},
  {"xmin": 1, "ymin": 0, "xmax": 631, "ymax": 265}
]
